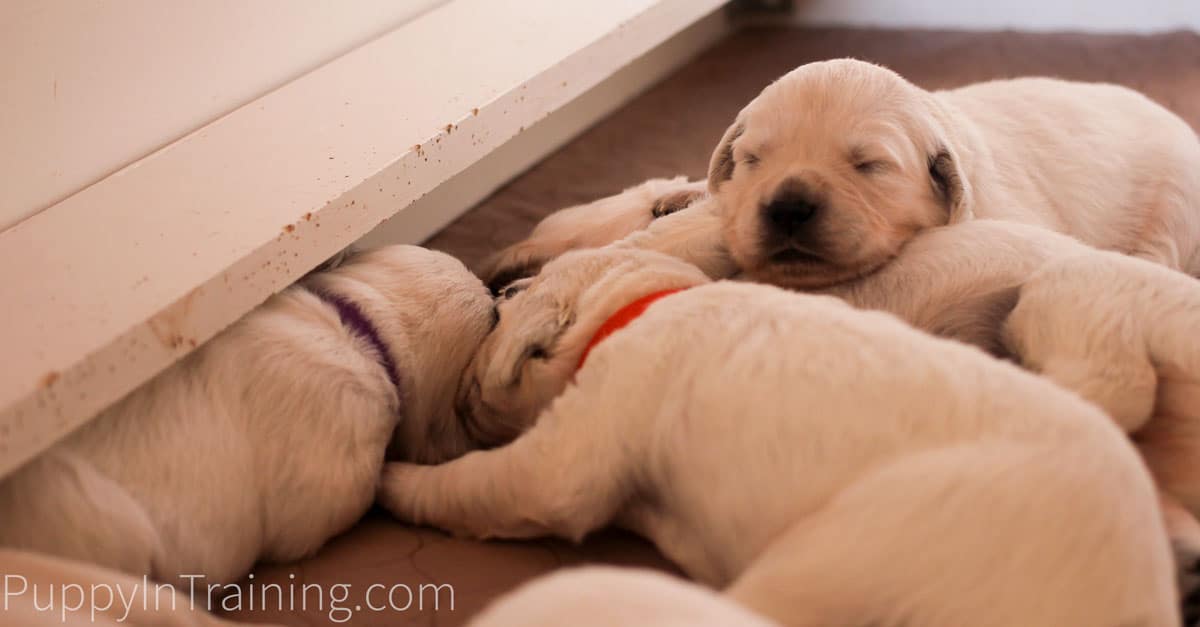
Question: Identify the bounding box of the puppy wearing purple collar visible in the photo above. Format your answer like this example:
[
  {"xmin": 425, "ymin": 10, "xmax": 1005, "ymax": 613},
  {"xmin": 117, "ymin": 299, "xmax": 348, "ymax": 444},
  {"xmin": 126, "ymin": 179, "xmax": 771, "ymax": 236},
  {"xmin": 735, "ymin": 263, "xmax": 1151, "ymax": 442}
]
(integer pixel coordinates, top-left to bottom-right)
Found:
[{"xmin": 0, "ymin": 246, "xmax": 495, "ymax": 590}]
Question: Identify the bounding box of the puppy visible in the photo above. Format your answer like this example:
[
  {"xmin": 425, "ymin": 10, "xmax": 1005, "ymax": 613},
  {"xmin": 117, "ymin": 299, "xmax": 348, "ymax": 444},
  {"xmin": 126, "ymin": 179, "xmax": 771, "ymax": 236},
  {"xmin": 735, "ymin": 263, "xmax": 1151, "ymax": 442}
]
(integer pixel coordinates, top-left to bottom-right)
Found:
[
  {"xmin": 616, "ymin": 212, "xmax": 1082, "ymax": 356},
  {"xmin": 708, "ymin": 58, "xmax": 1200, "ymax": 288},
  {"xmin": 480, "ymin": 176, "xmax": 707, "ymax": 293},
  {"xmin": 626, "ymin": 217, "xmax": 1200, "ymax": 591},
  {"xmin": 0, "ymin": 246, "xmax": 495, "ymax": 590},
  {"xmin": 381, "ymin": 247, "xmax": 1176, "ymax": 627},
  {"xmin": 815, "ymin": 219, "xmax": 1091, "ymax": 355},
  {"xmin": 1004, "ymin": 252, "xmax": 1200, "ymax": 561},
  {"xmin": 468, "ymin": 566, "xmax": 777, "ymax": 627}
]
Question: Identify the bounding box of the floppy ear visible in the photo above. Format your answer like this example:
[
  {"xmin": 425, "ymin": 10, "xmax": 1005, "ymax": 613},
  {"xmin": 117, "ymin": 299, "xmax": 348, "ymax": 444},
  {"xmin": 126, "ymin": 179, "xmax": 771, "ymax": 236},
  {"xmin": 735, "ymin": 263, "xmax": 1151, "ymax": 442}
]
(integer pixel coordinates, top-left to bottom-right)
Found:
[
  {"xmin": 707, "ymin": 120, "xmax": 745, "ymax": 194},
  {"xmin": 479, "ymin": 247, "xmax": 547, "ymax": 295},
  {"xmin": 929, "ymin": 146, "xmax": 973, "ymax": 223}
]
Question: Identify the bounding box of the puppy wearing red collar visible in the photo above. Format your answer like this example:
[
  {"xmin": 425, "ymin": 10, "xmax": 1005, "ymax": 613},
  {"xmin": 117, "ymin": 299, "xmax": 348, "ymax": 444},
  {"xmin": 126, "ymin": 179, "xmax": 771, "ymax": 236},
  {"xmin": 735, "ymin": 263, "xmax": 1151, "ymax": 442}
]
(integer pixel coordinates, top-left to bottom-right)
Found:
[
  {"xmin": 381, "ymin": 246, "xmax": 1176, "ymax": 627},
  {"xmin": 0, "ymin": 246, "xmax": 495, "ymax": 594}
]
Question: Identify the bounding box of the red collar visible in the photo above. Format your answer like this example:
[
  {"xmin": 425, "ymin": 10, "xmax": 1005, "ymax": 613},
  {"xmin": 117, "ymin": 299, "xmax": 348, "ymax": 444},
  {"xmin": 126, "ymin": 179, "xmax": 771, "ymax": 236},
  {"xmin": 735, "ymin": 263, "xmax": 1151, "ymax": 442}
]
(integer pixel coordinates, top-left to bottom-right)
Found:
[{"xmin": 576, "ymin": 289, "xmax": 685, "ymax": 372}]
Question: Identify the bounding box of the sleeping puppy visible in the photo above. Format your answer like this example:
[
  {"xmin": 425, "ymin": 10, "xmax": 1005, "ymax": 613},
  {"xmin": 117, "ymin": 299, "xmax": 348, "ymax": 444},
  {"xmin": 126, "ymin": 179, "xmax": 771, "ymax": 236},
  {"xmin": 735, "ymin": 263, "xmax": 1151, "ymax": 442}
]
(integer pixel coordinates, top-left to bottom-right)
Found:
[
  {"xmin": 0, "ymin": 246, "xmax": 495, "ymax": 592},
  {"xmin": 380, "ymin": 247, "xmax": 1177, "ymax": 627},
  {"xmin": 1004, "ymin": 252, "xmax": 1200, "ymax": 587},
  {"xmin": 480, "ymin": 176, "xmax": 707, "ymax": 293},
  {"xmin": 468, "ymin": 566, "xmax": 777, "ymax": 627},
  {"xmin": 616, "ymin": 210, "xmax": 1081, "ymax": 356},
  {"xmin": 709, "ymin": 58, "xmax": 1200, "ymax": 288},
  {"xmin": 622, "ymin": 216, "xmax": 1200, "ymax": 594}
]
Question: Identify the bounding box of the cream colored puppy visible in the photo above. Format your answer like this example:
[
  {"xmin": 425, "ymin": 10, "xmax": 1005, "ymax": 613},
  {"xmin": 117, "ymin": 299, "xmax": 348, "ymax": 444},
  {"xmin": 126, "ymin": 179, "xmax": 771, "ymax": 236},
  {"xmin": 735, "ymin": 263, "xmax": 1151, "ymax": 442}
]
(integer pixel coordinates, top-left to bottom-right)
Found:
[
  {"xmin": 625, "ymin": 216, "xmax": 1200, "ymax": 586},
  {"xmin": 1005, "ymin": 252, "xmax": 1200, "ymax": 534},
  {"xmin": 480, "ymin": 176, "xmax": 707, "ymax": 292},
  {"xmin": 381, "ymin": 247, "xmax": 1176, "ymax": 627},
  {"xmin": 619, "ymin": 208, "xmax": 1083, "ymax": 356},
  {"xmin": 468, "ymin": 566, "xmax": 777, "ymax": 627},
  {"xmin": 0, "ymin": 246, "xmax": 495, "ymax": 589},
  {"xmin": 709, "ymin": 59, "xmax": 1200, "ymax": 288}
]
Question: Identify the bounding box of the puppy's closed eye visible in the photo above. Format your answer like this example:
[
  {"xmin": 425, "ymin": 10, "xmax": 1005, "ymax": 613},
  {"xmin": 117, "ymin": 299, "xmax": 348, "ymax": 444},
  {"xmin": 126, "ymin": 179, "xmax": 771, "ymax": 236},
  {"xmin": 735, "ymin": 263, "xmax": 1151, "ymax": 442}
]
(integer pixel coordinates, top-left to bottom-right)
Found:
[
  {"xmin": 486, "ymin": 260, "xmax": 543, "ymax": 296},
  {"xmin": 853, "ymin": 160, "xmax": 887, "ymax": 174},
  {"xmin": 849, "ymin": 146, "xmax": 889, "ymax": 175},
  {"xmin": 501, "ymin": 278, "xmax": 533, "ymax": 300}
]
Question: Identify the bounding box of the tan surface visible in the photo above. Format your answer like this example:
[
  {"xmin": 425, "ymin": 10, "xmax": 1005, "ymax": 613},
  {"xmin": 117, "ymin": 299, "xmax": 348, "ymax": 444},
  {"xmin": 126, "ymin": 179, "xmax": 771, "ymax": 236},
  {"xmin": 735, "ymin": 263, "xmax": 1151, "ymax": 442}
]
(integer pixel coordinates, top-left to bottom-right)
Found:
[
  {"xmin": 222, "ymin": 26, "xmax": 1200, "ymax": 626},
  {"xmin": 220, "ymin": 514, "xmax": 675, "ymax": 625}
]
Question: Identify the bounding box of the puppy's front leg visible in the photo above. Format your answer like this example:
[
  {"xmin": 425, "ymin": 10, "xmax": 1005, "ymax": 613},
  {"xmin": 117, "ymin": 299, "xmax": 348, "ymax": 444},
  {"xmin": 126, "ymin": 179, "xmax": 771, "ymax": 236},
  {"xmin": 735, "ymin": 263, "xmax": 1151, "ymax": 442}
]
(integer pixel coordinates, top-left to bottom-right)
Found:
[{"xmin": 378, "ymin": 407, "xmax": 630, "ymax": 543}]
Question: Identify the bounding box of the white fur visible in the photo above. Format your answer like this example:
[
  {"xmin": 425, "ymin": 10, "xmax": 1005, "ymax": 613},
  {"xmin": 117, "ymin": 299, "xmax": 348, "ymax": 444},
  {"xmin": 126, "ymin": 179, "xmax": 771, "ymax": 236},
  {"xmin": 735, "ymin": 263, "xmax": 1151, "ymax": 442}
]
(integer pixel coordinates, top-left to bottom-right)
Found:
[
  {"xmin": 0, "ymin": 246, "xmax": 495, "ymax": 588},
  {"xmin": 480, "ymin": 176, "xmax": 708, "ymax": 291},
  {"xmin": 381, "ymin": 247, "xmax": 1177, "ymax": 627}
]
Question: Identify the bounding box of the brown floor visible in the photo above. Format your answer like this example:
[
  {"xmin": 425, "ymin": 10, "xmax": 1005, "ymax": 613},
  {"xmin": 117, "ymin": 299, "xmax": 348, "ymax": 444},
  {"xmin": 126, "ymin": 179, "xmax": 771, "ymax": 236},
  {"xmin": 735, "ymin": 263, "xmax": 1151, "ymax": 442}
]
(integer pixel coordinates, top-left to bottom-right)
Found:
[{"xmin": 220, "ymin": 26, "xmax": 1200, "ymax": 626}]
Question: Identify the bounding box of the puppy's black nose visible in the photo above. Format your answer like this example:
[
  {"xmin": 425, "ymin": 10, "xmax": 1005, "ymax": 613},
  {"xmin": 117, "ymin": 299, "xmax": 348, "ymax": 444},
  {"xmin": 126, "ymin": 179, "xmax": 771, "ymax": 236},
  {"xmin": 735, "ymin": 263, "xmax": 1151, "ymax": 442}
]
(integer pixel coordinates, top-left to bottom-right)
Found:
[{"xmin": 764, "ymin": 196, "xmax": 818, "ymax": 236}]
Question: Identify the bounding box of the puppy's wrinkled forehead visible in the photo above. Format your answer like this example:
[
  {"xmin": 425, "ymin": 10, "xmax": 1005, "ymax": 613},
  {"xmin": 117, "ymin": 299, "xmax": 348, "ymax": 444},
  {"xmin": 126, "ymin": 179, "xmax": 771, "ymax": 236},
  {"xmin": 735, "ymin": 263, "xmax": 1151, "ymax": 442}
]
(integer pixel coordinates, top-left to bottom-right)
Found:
[{"xmin": 737, "ymin": 60, "xmax": 926, "ymax": 162}]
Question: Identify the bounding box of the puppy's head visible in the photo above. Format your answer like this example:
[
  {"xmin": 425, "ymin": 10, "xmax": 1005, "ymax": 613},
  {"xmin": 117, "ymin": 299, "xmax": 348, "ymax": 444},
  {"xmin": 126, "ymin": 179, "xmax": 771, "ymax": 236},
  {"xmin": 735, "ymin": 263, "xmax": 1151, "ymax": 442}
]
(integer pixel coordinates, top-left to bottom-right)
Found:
[
  {"xmin": 310, "ymin": 245, "xmax": 496, "ymax": 463},
  {"xmin": 462, "ymin": 247, "xmax": 710, "ymax": 441},
  {"xmin": 708, "ymin": 58, "xmax": 971, "ymax": 289},
  {"xmin": 480, "ymin": 177, "xmax": 708, "ymax": 294}
]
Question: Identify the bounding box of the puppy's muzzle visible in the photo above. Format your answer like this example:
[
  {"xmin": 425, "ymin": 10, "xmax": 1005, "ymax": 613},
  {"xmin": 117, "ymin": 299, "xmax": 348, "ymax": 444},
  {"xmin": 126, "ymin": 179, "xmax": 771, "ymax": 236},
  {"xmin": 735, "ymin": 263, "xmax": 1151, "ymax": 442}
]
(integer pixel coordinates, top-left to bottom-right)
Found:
[
  {"xmin": 761, "ymin": 179, "xmax": 826, "ymax": 264},
  {"xmin": 765, "ymin": 195, "xmax": 819, "ymax": 236}
]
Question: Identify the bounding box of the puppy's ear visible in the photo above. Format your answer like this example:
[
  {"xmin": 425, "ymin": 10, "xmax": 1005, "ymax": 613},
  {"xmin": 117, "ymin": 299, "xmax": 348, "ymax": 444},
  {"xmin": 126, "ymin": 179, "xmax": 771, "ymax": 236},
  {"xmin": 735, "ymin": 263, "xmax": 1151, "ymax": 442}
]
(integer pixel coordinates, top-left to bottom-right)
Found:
[
  {"xmin": 479, "ymin": 249, "xmax": 546, "ymax": 295},
  {"xmin": 707, "ymin": 121, "xmax": 745, "ymax": 194},
  {"xmin": 928, "ymin": 147, "xmax": 973, "ymax": 223}
]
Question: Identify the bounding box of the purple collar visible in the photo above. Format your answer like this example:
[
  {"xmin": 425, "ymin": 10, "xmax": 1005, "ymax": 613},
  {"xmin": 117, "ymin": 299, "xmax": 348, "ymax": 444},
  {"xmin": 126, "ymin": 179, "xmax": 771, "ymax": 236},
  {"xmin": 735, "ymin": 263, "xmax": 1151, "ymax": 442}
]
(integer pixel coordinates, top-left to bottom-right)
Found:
[{"xmin": 312, "ymin": 289, "xmax": 404, "ymax": 398}]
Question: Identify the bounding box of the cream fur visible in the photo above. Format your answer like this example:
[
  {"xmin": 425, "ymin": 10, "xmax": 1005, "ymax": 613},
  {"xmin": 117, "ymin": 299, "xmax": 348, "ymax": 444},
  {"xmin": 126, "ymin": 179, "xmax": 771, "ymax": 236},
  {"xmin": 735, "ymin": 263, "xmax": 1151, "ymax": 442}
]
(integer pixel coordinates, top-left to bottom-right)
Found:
[
  {"xmin": 479, "ymin": 176, "xmax": 708, "ymax": 292},
  {"xmin": 468, "ymin": 566, "xmax": 777, "ymax": 627},
  {"xmin": 1005, "ymin": 252, "xmax": 1200, "ymax": 527},
  {"xmin": 0, "ymin": 246, "xmax": 495, "ymax": 590},
  {"xmin": 380, "ymin": 247, "xmax": 1177, "ymax": 627},
  {"xmin": 709, "ymin": 59, "xmax": 1200, "ymax": 287}
]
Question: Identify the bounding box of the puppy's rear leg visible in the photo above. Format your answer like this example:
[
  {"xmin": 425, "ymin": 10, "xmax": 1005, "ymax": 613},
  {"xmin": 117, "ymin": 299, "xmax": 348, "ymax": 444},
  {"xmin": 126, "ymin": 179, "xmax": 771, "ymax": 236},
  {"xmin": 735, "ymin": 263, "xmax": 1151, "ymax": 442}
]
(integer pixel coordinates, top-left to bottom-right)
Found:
[
  {"xmin": 726, "ymin": 444, "xmax": 1176, "ymax": 627},
  {"xmin": 378, "ymin": 403, "xmax": 631, "ymax": 542},
  {"xmin": 0, "ymin": 451, "xmax": 164, "ymax": 577}
]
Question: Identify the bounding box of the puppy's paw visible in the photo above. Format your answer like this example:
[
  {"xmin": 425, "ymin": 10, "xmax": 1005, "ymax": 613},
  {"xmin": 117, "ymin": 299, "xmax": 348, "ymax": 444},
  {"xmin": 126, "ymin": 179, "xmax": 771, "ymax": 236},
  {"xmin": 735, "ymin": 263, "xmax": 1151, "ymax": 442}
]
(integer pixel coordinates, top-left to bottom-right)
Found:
[
  {"xmin": 651, "ymin": 189, "xmax": 706, "ymax": 219},
  {"xmin": 376, "ymin": 462, "xmax": 427, "ymax": 523}
]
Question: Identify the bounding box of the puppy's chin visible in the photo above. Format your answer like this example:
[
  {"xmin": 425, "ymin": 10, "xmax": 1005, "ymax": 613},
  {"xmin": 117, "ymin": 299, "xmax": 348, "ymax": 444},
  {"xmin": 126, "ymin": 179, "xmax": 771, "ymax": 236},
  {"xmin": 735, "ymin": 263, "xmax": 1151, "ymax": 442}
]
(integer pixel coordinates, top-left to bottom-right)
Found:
[{"xmin": 742, "ymin": 249, "xmax": 893, "ymax": 290}]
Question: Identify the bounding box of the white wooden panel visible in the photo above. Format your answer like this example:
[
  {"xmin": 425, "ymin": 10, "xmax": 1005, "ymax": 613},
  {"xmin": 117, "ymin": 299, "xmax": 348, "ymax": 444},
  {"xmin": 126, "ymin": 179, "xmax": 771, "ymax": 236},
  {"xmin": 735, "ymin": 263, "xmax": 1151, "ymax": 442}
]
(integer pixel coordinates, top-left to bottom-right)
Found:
[
  {"xmin": 0, "ymin": 0, "xmax": 444, "ymax": 230},
  {"xmin": 358, "ymin": 9, "xmax": 731, "ymax": 247},
  {"xmin": 0, "ymin": 0, "xmax": 727, "ymax": 477}
]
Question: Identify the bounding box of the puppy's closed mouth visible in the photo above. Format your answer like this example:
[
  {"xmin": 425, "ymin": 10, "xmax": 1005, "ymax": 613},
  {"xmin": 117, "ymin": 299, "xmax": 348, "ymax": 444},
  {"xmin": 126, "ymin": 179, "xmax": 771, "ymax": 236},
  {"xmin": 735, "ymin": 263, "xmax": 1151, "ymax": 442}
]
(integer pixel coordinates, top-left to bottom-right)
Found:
[{"xmin": 768, "ymin": 247, "xmax": 825, "ymax": 265}]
